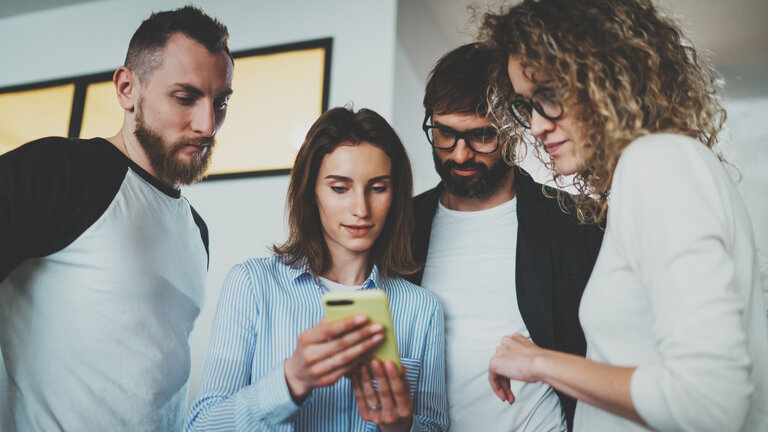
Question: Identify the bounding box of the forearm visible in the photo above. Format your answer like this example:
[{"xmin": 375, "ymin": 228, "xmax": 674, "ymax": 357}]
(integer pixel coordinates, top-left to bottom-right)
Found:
[
  {"xmin": 411, "ymin": 306, "xmax": 448, "ymax": 432},
  {"xmin": 533, "ymin": 349, "xmax": 646, "ymax": 427},
  {"xmin": 187, "ymin": 363, "xmax": 301, "ymax": 431}
]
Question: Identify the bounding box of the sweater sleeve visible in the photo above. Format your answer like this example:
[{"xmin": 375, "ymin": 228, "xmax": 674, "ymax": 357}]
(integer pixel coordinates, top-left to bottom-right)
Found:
[
  {"xmin": 612, "ymin": 135, "xmax": 753, "ymax": 431},
  {"xmin": 185, "ymin": 263, "xmax": 304, "ymax": 431}
]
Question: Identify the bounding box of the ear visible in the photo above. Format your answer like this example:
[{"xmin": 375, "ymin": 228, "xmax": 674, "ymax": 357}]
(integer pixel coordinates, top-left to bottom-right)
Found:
[{"xmin": 113, "ymin": 66, "xmax": 138, "ymax": 112}]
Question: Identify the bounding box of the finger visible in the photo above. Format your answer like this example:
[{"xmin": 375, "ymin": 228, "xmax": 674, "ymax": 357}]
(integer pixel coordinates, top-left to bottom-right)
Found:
[
  {"xmin": 384, "ymin": 361, "xmax": 412, "ymax": 415},
  {"xmin": 351, "ymin": 373, "xmax": 372, "ymax": 419},
  {"xmin": 304, "ymin": 328, "xmax": 383, "ymax": 378},
  {"xmin": 359, "ymin": 363, "xmax": 382, "ymax": 414},
  {"xmin": 370, "ymin": 360, "xmax": 395, "ymax": 413},
  {"xmin": 488, "ymin": 371, "xmax": 507, "ymax": 402},
  {"xmin": 306, "ymin": 321, "xmax": 382, "ymax": 362},
  {"xmin": 319, "ymin": 315, "xmax": 370, "ymax": 340},
  {"xmin": 328, "ymin": 322, "xmax": 384, "ymax": 354},
  {"xmin": 294, "ymin": 316, "xmax": 368, "ymax": 355},
  {"xmin": 499, "ymin": 376, "xmax": 515, "ymax": 404},
  {"xmin": 301, "ymin": 315, "xmax": 369, "ymax": 347},
  {"xmin": 323, "ymin": 330, "xmax": 384, "ymax": 372}
]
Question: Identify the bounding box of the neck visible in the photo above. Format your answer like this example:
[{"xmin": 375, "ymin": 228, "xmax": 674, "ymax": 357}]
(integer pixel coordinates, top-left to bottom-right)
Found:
[
  {"xmin": 106, "ymin": 126, "xmax": 178, "ymax": 190},
  {"xmin": 440, "ymin": 168, "xmax": 516, "ymax": 211},
  {"xmin": 321, "ymin": 245, "xmax": 371, "ymax": 286}
]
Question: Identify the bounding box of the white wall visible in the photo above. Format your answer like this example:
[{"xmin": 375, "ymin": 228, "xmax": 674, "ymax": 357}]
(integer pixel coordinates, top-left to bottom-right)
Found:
[
  {"xmin": 393, "ymin": 0, "xmax": 453, "ymax": 194},
  {"xmin": 721, "ymin": 98, "xmax": 768, "ymax": 254}
]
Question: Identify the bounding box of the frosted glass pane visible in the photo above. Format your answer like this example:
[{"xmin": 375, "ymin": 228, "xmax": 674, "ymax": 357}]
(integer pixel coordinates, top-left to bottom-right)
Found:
[
  {"xmin": 80, "ymin": 81, "xmax": 123, "ymax": 140},
  {"xmin": 211, "ymin": 47, "xmax": 325, "ymax": 175},
  {"xmin": 0, "ymin": 85, "xmax": 74, "ymax": 155}
]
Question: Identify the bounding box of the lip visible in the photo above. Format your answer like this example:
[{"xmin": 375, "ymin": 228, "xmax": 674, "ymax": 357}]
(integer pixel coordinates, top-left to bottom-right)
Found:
[
  {"xmin": 544, "ymin": 140, "xmax": 565, "ymax": 155},
  {"xmin": 182, "ymin": 144, "xmax": 211, "ymax": 155},
  {"xmin": 343, "ymin": 224, "xmax": 373, "ymax": 236},
  {"xmin": 452, "ymin": 167, "xmax": 478, "ymax": 177}
]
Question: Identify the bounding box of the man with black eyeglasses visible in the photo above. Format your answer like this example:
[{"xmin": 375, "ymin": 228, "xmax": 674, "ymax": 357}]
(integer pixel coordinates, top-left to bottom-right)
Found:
[{"xmin": 406, "ymin": 43, "xmax": 603, "ymax": 431}]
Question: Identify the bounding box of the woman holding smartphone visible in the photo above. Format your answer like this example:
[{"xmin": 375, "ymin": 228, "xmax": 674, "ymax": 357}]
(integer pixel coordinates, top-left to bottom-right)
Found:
[
  {"xmin": 480, "ymin": 1, "xmax": 768, "ymax": 431},
  {"xmin": 187, "ymin": 107, "xmax": 447, "ymax": 431}
]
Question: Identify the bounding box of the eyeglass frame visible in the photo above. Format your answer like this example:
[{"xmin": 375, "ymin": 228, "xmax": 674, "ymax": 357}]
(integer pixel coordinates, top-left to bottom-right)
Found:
[
  {"xmin": 508, "ymin": 88, "xmax": 565, "ymax": 129},
  {"xmin": 421, "ymin": 112, "xmax": 500, "ymax": 154}
]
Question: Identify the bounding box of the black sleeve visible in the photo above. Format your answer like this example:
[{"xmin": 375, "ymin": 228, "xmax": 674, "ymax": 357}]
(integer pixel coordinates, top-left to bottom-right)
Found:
[
  {"xmin": 188, "ymin": 204, "xmax": 209, "ymax": 269},
  {"xmin": 0, "ymin": 137, "xmax": 127, "ymax": 282},
  {"xmin": 406, "ymin": 186, "xmax": 442, "ymax": 285}
]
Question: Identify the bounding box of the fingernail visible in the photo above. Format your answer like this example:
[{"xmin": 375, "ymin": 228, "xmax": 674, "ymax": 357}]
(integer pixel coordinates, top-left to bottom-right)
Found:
[
  {"xmin": 354, "ymin": 315, "xmax": 368, "ymax": 324},
  {"xmin": 371, "ymin": 333, "xmax": 383, "ymax": 342},
  {"xmin": 370, "ymin": 323, "xmax": 383, "ymax": 332}
]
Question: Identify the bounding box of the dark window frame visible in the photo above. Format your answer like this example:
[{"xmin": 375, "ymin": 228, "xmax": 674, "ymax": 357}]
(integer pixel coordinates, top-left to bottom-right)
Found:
[{"xmin": 0, "ymin": 37, "xmax": 333, "ymax": 181}]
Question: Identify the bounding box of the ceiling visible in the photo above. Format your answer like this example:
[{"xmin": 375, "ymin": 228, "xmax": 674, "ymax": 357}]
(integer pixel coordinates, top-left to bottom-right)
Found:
[
  {"xmin": 1, "ymin": 0, "xmax": 765, "ymax": 98},
  {"xmin": 0, "ymin": 0, "xmax": 103, "ymax": 19}
]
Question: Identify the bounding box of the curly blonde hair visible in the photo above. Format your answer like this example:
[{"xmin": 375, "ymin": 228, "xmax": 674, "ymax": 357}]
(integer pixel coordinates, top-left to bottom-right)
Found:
[{"xmin": 479, "ymin": 0, "xmax": 726, "ymax": 224}]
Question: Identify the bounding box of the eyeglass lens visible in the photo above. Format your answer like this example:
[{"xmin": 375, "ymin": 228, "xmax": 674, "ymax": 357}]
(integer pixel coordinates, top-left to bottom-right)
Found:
[
  {"xmin": 510, "ymin": 89, "xmax": 563, "ymax": 128},
  {"xmin": 428, "ymin": 127, "xmax": 498, "ymax": 153}
]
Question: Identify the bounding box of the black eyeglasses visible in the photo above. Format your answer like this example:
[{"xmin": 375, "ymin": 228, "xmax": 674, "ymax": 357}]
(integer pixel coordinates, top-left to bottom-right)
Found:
[
  {"xmin": 422, "ymin": 113, "xmax": 499, "ymax": 154},
  {"xmin": 508, "ymin": 88, "xmax": 564, "ymax": 129}
]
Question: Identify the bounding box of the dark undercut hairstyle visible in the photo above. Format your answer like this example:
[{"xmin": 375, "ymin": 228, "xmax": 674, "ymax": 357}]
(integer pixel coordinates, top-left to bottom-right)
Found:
[
  {"xmin": 124, "ymin": 6, "xmax": 232, "ymax": 84},
  {"xmin": 423, "ymin": 43, "xmax": 494, "ymax": 116},
  {"xmin": 273, "ymin": 107, "xmax": 418, "ymax": 278}
]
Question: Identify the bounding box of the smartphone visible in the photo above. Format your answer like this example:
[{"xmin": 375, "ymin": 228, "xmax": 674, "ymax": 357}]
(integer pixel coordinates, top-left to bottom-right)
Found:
[{"xmin": 322, "ymin": 289, "xmax": 401, "ymax": 373}]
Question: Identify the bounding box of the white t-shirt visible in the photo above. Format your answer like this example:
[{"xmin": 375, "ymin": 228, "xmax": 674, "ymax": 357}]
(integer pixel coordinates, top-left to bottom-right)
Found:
[
  {"xmin": 575, "ymin": 134, "xmax": 768, "ymax": 431},
  {"xmin": 318, "ymin": 275, "xmax": 359, "ymax": 291},
  {"xmin": 422, "ymin": 198, "xmax": 566, "ymax": 431},
  {"xmin": 0, "ymin": 138, "xmax": 208, "ymax": 431}
]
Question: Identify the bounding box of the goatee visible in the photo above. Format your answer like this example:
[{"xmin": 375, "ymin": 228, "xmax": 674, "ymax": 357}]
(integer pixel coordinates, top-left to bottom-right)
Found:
[
  {"xmin": 134, "ymin": 110, "xmax": 214, "ymax": 186},
  {"xmin": 432, "ymin": 150, "xmax": 512, "ymax": 199}
]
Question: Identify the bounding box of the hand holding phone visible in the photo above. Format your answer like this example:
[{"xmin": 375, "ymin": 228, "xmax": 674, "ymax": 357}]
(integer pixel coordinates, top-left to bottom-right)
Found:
[
  {"xmin": 323, "ymin": 290, "xmax": 401, "ymax": 373},
  {"xmin": 284, "ymin": 314, "xmax": 384, "ymax": 403}
]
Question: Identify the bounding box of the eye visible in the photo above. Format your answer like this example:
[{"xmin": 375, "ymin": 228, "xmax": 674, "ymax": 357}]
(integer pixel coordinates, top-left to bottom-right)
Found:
[
  {"xmin": 214, "ymin": 97, "xmax": 230, "ymax": 111},
  {"xmin": 467, "ymin": 129, "xmax": 497, "ymax": 144},
  {"xmin": 435, "ymin": 128, "xmax": 456, "ymax": 140},
  {"xmin": 175, "ymin": 96, "xmax": 195, "ymax": 106},
  {"xmin": 534, "ymin": 88, "xmax": 558, "ymax": 109},
  {"xmin": 330, "ymin": 185, "xmax": 347, "ymax": 193},
  {"xmin": 369, "ymin": 183, "xmax": 388, "ymax": 193}
]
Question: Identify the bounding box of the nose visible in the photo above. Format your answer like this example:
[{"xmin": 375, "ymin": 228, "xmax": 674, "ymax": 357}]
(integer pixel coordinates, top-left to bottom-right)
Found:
[
  {"xmin": 191, "ymin": 102, "xmax": 217, "ymax": 137},
  {"xmin": 351, "ymin": 189, "xmax": 370, "ymax": 218},
  {"xmin": 451, "ymin": 138, "xmax": 474, "ymax": 164},
  {"xmin": 530, "ymin": 110, "xmax": 555, "ymax": 140}
]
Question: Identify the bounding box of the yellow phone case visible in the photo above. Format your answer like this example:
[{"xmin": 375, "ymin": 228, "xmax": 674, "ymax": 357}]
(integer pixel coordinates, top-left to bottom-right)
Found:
[{"xmin": 322, "ymin": 290, "xmax": 401, "ymax": 373}]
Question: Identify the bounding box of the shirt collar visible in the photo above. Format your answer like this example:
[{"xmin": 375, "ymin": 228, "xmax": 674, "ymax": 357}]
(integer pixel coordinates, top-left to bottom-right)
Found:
[{"xmin": 285, "ymin": 257, "xmax": 382, "ymax": 290}]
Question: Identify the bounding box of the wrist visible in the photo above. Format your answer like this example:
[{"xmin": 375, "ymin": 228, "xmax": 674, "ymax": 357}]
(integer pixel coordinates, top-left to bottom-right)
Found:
[
  {"xmin": 284, "ymin": 358, "xmax": 310, "ymax": 403},
  {"xmin": 531, "ymin": 348, "xmax": 555, "ymax": 384},
  {"xmin": 379, "ymin": 416, "xmax": 413, "ymax": 432}
]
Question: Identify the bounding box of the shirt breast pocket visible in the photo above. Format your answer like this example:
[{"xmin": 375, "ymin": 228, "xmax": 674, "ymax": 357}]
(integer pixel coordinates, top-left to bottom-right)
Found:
[{"xmin": 399, "ymin": 357, "xmax": 421, "ymax": 396}]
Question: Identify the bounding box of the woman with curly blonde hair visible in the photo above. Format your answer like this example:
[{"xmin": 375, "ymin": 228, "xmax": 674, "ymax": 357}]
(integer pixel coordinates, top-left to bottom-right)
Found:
[{"xmin": 480, "ymin": 0, "xmax": 768, "ymax": 431}]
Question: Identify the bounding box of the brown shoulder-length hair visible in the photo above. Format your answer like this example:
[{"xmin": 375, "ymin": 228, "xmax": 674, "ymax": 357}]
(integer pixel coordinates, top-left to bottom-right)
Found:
[
  {"xmin": 272, "ymin": 106, "xmax": 417, "ymax": 278},
  {"xmin": 479, "ymin": 0, "xmax": 726, "ymax": 224}
]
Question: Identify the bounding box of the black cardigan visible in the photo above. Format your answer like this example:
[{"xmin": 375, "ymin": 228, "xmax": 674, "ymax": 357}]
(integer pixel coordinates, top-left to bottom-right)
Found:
[{"xmin": 407, "ymin": 166, "xmax": 604, "ymax": 430}]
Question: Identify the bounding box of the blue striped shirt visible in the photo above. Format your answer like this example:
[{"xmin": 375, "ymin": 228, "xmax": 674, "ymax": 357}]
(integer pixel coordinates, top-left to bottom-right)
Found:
[{"xmin": 186, "ymin": 256, "xmax": 447, "ymax": 431}]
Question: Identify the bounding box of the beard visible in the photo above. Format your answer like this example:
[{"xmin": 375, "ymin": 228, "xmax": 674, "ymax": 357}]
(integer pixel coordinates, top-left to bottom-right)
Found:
[
  {"xmin": 432, "ymin": 150, "xmax": 512, "ymax": 199},
  {"xmin": 133, "ymin": 108, "xmax": 214, "ymax": 186}
]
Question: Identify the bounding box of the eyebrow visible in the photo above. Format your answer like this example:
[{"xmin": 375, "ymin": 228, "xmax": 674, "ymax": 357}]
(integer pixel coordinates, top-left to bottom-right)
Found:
[
  {"xmin": 513, "ymin": 86, "xmax": 556, "ymax": 100},
  {"xmin": 433, "ymin": 121, "xmax": 495, "ymax": 134},
  {"xmin": 324, "ymin": 175, "xmax": 392, "ymax": 184},
  {"xmin": 172, "ymin": 83, "xmax": 234, "ymax": 98}
]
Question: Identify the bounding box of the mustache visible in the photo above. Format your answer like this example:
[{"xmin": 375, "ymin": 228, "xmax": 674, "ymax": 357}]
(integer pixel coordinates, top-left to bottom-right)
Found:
[
  {"xmin": 170, "ymin": 136, "xmax": 215, "ymax": 151},
  {"xmin": 441, "ymin": 159, "xmax": 487, "ymax": 173}
]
